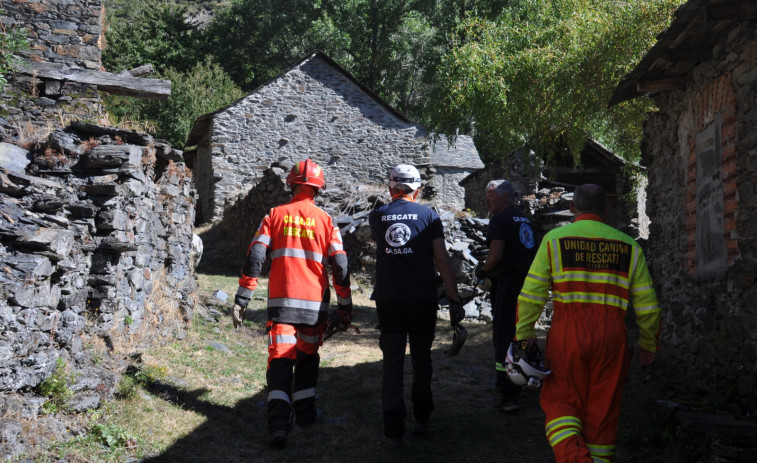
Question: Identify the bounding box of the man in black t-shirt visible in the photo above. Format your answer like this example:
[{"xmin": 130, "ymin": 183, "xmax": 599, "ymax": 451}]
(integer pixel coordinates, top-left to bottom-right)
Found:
[
  {"xmin": 369, "ymin": 164, "xmax": 463, "ymax": 446},
  {"xmin": 480, "ymin": 180, "xmax": 537, "ymax": 413}
]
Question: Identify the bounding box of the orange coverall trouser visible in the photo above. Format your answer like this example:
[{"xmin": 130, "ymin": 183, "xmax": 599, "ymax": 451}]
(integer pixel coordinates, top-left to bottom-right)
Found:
[{"xmin": 541, "ymin": 306, "xmax": 630, "ymax": 463}]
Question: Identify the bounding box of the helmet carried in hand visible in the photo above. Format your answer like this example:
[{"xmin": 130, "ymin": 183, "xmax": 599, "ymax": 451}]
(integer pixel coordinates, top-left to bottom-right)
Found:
[
  {"xmin": 287, "ymin": 158, "xmax": 325, "ymax": 189},
  {"xmin": 505, "ymin": 340, "xmax": 551, "ymax": 389}
]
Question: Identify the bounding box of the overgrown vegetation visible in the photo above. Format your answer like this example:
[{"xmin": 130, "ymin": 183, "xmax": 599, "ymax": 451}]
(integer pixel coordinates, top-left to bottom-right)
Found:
[
  {"xmin": 38, "ymin": 358, "xmax": 76, "ymax": 415},
  {"xmin": 429, "ymin": 0, "xmax": 683, "ymax": 164},
  {"xmin": 0, "ymin": 8, "xmax": 28, "ymax": 91}
]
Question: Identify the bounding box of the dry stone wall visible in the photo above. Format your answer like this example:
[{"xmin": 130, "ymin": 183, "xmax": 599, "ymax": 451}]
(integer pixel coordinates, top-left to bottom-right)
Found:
[
  {"xmin": 0, "ymin": 123, "xmax": 197, "ymax": 407},
  {"xmin": 642, "ymin": 21, "xmax": 757, "ymax": 412},
  {"xmin": 1, "ymin": 0, "xmax": 104, "ymax": 70},
  {"xmin": 0, "ymin": 1, "xmax": 104, "ymax": 139}
]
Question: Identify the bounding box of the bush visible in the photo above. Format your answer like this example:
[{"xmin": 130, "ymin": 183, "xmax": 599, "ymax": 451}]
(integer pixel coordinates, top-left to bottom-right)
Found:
[{"xmin": 38, "ymin": 358, "xmax": 76, "ymax": 414}]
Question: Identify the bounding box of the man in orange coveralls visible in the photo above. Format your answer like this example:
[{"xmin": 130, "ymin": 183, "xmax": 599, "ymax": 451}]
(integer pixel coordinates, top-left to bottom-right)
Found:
[
  {"xmin": 515, "ymin": 184, "xmax": 661, "ymax": 462},
  {"xmin": 232, "ymin": 158, "xmax": 352, "ymax": 450}
]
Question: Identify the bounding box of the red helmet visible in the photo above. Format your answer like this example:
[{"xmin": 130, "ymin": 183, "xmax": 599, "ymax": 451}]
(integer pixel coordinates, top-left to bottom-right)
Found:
[{"xmin": 286, "ymin": 158, "xmax": 325, "ymax": 189}]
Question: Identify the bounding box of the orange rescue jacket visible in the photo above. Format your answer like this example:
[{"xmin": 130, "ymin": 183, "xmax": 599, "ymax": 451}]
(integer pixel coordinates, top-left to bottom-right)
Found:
[{"xmin": 239, "ymin": 193, "xmax": 351, "ymax": 325}]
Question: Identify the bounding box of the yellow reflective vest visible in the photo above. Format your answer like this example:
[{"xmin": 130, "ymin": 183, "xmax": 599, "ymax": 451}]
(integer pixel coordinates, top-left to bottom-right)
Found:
[{"xmin": 515, "ymin": 214, "xmax": 661, "ymax": 352}]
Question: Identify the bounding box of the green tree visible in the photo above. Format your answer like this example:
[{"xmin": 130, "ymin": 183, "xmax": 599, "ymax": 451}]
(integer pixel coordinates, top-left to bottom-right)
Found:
[
  {"xmin": 103, "ymin": 3, "xmax": 203, "ymax": 74},
  {"xmin": 204, "ymin": 0, "xmax": 329, "ymax": 90},
  {"xmin": 104, "ymin": 58, "xmax": 244, "ymax": 148},
  {"xmin": 429, "ymin": 0, "xmax": 684, "ymax": 163},
  {"xmin": 203, "ymin": 0, "xmax": 510, "ymax": 121}
]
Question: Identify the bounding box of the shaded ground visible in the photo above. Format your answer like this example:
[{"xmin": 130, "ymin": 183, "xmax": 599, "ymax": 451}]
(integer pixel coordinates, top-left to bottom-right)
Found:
[{"xmin": 131, "ymin": 299, "xmax": 676, "ymax": 463}]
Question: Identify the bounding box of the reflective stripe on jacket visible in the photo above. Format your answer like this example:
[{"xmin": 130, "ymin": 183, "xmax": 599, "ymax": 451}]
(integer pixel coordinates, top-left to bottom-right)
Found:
[
  {"xmin": 516, "ymin": 214, "xmax": 661, "ymax": 352},
  {"xmin": 239, "ymin": 193, "xmax": 351, "ymax": 325}
]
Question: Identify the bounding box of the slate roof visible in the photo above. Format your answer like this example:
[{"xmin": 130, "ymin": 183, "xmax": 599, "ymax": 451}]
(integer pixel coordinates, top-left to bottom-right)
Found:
[
  {"xmin": 610, "ymin": 0, "xmax": 757, "ymax": 105},
  {"xmin": 429, "ymin": 134, "xmax": 485, "ymax": 170}
]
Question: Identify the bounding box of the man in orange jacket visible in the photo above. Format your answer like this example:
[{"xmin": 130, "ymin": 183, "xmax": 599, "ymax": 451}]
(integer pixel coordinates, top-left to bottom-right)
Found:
[
  {"xmin": 515, "ymin": 184, "xmax": 661, "ymax": 462},
  {"xmin": 232, "ymin": 158, "xmax": 352, "ymax": 450}
]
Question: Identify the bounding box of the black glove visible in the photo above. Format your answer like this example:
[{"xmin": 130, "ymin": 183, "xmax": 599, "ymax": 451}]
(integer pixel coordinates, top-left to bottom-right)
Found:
[
  {"xmin": 449, "ymin": 300, "xmax": 465, "ymax": 325},
  {"xmin": 331, "ymin": 306, "xmax": 352, "ymax": 330},
  {"xmin": 474, "ymin": 262, "xmax": 486, "ymax": 280}
]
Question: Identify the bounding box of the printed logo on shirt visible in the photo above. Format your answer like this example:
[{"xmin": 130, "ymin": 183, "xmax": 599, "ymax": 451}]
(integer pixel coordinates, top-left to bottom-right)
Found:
[
  {"xmin": 519, "ymin": 223, "xmax": 536, "ymax": 249},
  {"xmin": 385, "ymin": 223, "xmax": 412, "ymax": 247},
  {"xmin": 281, "ymin": 214, "xmax": 317, "ymax": 239},
  {"xmin": 560, "ymin": 238, "xmax": 632, "ymax": 273}
]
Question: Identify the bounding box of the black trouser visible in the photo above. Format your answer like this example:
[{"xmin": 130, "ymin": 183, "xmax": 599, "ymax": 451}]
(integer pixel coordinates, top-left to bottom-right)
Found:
[
  {"xmin": 376, "ymin": 300, "xmax": 437, "ymax": 439},
  {"xmin": 266, "ymin": 346, "xmax": 320, "ymax": 433},
  {"xmin": 491, "ymin": 273, "xmax": 526, "ymax": 399}
]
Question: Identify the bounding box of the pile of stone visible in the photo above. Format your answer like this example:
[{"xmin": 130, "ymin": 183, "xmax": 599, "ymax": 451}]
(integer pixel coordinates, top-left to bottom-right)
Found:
[
  {"xmin": 0, "ymin": 123, "xmax": 198, "ymax": 458},
  {"xmin": 327, "ymin": 186, "xmax": 575, "ymax": 326}
]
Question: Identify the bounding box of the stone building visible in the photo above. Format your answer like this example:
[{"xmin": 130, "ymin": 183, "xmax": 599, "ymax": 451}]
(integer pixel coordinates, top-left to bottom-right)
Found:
[
  {"xmin": 611, "ymin": 0, "xmax": 757, "ymax": 412},
  {"xmin": 185, "ymin": 51, "xmax": 483, "ymax": 225}
]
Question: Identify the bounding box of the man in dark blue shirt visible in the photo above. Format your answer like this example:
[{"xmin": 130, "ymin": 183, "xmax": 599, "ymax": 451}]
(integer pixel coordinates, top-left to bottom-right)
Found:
[
  {"xmin": 480, "ymin": 180, "xmax": 537, "ymax": 413},
  {"xmin": 369, "ymin": 164, "xmax": 463, "ymax": 447}
]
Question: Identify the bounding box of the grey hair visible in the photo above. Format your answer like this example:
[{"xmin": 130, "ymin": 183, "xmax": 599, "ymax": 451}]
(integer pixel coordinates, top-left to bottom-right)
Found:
[
  {"xmin": 485, "ymin": 180, "xmax": 516, "ymax": 198},
  {"xmin": 572, "ymin": 184, "xmax": 606, "ymax": 213}
]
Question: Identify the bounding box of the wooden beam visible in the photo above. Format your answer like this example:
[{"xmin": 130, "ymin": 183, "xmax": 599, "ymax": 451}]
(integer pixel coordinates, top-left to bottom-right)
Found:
[
  {"xmin": 118, "ymin": 64, "xmax": 155, "ymax": 78},
  {"xmin": 545, "ymin": 167, "xmax": 608, "ymax": 174},
  {"xmin": 665, "ymin": 47, "xmax": 713, "ymax": 63},
  {"xmin": 705, "ymin": 3, "xmax": 757, "ymax": 22},
  {"xmin": 17, "ymin": 61, "xmax": 170, "ymax": 100},
  {"xmin": 637, "ymin": 76, "xmax": 687, "ymax": 93}
]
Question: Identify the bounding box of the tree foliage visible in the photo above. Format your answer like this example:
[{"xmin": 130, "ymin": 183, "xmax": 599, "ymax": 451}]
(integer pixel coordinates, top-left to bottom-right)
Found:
[
  {"xmin": 429, "ymin": 0, "xmax": 684, "ymax": 164},
  {"xmin": 103, "ymin": 3, "xmax": 204, "ymax": 74},
  {"xmin": 102, "ymin": 3, "xmax": 242, "ymax": 148},
  {"xmin": 103, "ymin": 58, "xmax": 243, "ymax": 147},
  {"xmin": 203, "ymin": 0, "xmax": 509, "ymax": 119}
]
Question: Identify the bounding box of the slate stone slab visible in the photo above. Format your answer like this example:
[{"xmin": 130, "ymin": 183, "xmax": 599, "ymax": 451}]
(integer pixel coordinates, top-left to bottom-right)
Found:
[{"xmin": 0, "ymin": 143, "xmax": 31, "ymax": 172}]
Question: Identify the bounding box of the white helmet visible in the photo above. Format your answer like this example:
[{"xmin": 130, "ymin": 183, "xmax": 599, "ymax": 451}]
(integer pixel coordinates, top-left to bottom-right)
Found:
[
  {"xmin": 505, "ymin": 340, "xmax": 551, "ymax": 390},
  {"xmin": 389, "ymin": 164, "xmax": 422, "ymax": 191}
]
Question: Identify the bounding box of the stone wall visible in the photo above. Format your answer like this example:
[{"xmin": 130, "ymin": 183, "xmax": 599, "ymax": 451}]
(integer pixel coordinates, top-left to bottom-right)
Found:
[
  {"xmin": 194, "ymin": 53, "xmax": 430, "ymax": 224},
  {"xmin": 0, "ymin": 123, "xmax": 197, "ymax": 401},
  {"xmin": 1, "ymin": 0, "xmax": 104, "ymax": 69},
  {"xmin": 427, "ymin": 166, "xmax": 471, "ymax": 212},
  {"xmin": 197, "ymin": 165, "xmax": 387, "ymax": 273},
  {"xmin": 462, "ymin": 149, "xmax": 544, "ymax": 217},
  {"xmin": 0, "ymin": 1, "xmax": 104, "ymax": 139},
  {"xmin": 642, "ymin": 20, "xmax": 757, "ymax": 412}
]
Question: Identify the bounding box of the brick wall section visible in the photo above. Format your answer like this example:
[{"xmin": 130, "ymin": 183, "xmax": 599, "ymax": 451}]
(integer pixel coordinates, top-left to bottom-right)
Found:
[
  {"xmin": 684, "ymin": 74, "xmax": 739, "ymax": 270},
  {"xmin": 642, "ymin": 21, "xmax": 757, "ymax": 411}
]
